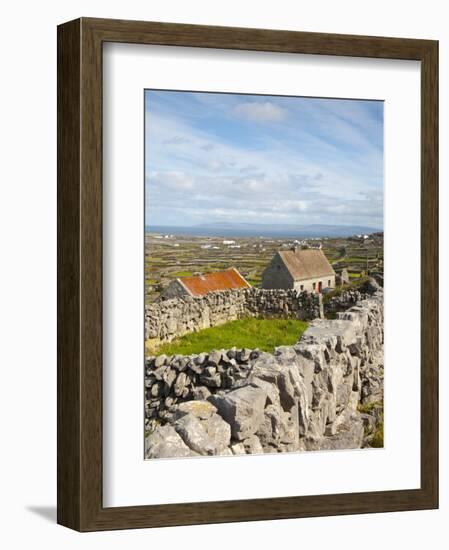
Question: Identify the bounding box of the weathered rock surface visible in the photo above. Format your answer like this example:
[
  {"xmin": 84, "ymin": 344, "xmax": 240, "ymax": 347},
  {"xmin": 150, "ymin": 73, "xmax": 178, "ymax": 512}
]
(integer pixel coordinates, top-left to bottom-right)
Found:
[
  {"xmin": 210, "ymin": 385, "xmax": 267, "ymax": 441},
  {"xmin": 174, "ymin": 413, "xmax": 217, "ymax": 455},
  {"xmin": 162, "ymin": 400, "xmax": 233, "ymax": 456},
  {"xmin": 305, "ymin": 411, "xmax": 364, "ymax": 451},
  {"xmin": 145, "ymin": 283, "xmax": 384, "ymax": 459},
  {"xmin": 175, "ymin": 400, "xmax": 217, "ymax": 419},
  {"xmin": 145, "ymin": 425, "xmax": 198, "ymax": 458}
]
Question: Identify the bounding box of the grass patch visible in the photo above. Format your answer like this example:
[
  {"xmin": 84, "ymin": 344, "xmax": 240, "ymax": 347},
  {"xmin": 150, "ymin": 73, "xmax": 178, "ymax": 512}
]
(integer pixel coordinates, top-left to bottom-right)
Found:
[
  {"xmin": 357, "ymin": 400, "xmax": 382, "ymax": 414},
  {"xmin": 370, "ymin": 422, "xmax": 384, "ymax": 448},
  {"xmin": 171, "ymin": 270, "xmax": 194, "ymax": 277},
  {"xmin": 358, "ymin": 401, "xmax": 384, "ymax": 448},
  {"xmin": 154, "ymin": 317, "xmax": 308, "ymax": 356},
  {"xmin": 246, "ymin": 278, "xmax": 261, "ymax": 287}
]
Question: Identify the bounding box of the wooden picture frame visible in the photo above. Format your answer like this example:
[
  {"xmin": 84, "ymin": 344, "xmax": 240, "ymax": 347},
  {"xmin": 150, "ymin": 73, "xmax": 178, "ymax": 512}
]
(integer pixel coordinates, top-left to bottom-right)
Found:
[{"xmin": 57, "ymin": 17, "xmax": 438, "ymax": 531}]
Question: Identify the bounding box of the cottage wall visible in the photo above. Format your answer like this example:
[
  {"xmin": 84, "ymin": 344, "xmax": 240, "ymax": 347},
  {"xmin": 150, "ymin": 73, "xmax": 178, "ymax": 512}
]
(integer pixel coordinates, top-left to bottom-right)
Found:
[
  {"xmin": 158, "ymin": 279, "xmax": 188, "ymax": 301},
  {"xmin": 261, "ymin": 253, "xmax": 295, "ymax": 290},
  {"xmin": 293, "ymin": 274, "xmax": 336, "ymax": 293}
]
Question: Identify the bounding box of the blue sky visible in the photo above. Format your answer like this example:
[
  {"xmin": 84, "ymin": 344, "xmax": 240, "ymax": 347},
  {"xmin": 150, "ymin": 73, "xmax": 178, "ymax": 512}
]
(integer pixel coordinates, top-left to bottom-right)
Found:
[{"xmin": 145, "ymin": 90, "xmax": 383, "ymax": 229}]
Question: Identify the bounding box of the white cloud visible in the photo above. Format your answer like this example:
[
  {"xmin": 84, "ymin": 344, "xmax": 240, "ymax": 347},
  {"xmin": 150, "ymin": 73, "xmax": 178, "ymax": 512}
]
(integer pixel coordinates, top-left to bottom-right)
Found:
[
  {"xmin": 145, "ymin": 95, "xmax": 383, "ymax": 228},
  {"xmin": 201, "ymin": 143, "xmax": 215, "ymax": 151},
  {"xmin": 163, "ymin": 136, "xmax": 189, "ymax": 145},
  {"xmin": 324, "ymin": 204, "xmax": 350, "ymax": 214},
  {"xmin": 233, "ymin": 101, "xmax": 287, "ymax": 122},
  {"xmin": 208, "ymin": 159, "xmax": 225, "ymax": 172},
  {"xmin": 150, "ymin": 171, "xmax": 194, "ymax": 191}
]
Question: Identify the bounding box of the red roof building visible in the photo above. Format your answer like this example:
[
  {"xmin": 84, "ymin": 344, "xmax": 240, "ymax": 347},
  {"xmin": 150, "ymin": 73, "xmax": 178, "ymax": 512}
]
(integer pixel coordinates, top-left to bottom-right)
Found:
[{"xmin": 159, "ymin": 268, "xmax": 250, "ymax": 300}]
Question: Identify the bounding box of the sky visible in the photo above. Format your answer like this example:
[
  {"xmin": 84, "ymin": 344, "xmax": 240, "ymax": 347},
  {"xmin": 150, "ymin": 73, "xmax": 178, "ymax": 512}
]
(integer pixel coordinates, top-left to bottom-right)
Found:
[{"xmin": 145, "ymin": 90, "xmax": 383, "ymax": 229}]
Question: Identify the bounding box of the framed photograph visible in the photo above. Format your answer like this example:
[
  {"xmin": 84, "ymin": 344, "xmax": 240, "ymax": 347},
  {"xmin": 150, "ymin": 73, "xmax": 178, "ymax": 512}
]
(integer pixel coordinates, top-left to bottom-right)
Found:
[{"xmin": 57, "ymin": 17, "xmax": 438, "ymax": 531}]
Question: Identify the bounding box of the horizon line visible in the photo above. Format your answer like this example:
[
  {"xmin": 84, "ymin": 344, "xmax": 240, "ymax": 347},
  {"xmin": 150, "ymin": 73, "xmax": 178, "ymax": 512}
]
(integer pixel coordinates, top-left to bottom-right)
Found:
[{"xmin": 145, "ymin": 223, "xmax": 383, "ymax": 230}]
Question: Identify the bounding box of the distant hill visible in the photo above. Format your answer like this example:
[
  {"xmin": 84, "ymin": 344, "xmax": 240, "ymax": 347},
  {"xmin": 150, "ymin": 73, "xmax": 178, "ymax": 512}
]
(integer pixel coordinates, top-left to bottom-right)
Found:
[{"xmin": 146, "ymin": 222, "xmax": 382, "ymax": 238}]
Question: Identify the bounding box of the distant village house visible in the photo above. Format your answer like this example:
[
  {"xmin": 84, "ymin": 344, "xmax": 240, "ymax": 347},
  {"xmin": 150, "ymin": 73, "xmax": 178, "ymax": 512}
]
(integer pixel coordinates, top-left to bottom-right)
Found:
[
  {"xmin": 159, "ymin": 268, "xmax": 251, "ymax": 300},
  {"xmin": 261, "ymin": 248, "xmax": 336, "ymax": 293}
]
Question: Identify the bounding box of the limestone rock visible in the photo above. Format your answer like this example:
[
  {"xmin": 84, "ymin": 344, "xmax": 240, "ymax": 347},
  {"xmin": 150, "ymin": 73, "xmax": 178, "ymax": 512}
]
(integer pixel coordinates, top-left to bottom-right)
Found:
[
  {"xmin": 163, "ymin": 368, "xmax": 177, "ymax": 390},
  {"xmin": 176, "ymin": 400, "xmax": 217, "ymax": 419},
  {"xmin": 173, "ymin": 372, "xmax": 188, "ymax": 397},
  {"xmin": 200, "ymin": 372, "xmax": 222, "ymax": 388},
  {"xmin": 211, "ymin": 385, "xmax": 267, "ymax": 440},
  {"xmin": 154, "ymin": 355, "xmax": 167, "ymax": 368},
  {"xmin": 242, "ymin": 434, "xmax": 264, "ymax": 454},
  {"xmin": 201, "ymin": 413, "xmax": 231, "ymax": 452},
  {"xmin": 145, "ymin": 425, "xmax": 197, "ymax": 459},
  {"xmin": 174, "ymin": 413, "xmax": 216, "ymax": 455},
  {"xmin": 256, "ymin": 404, "xmax": 282, "ymax": 447},
  {"xmin": 208, "ymin": 349, "xmax": 222, "ymax": 366},
  {"xmin": 305, "ymin": 412, "xmax": 364, "ymax": 451},
  {"xmin": 250, "ymin": 377, "xmax": 280, "ymax": 408},
  {"xmin": 230, "ymin": 442, "xmax": 246, "ymax": 455},
  {"xmin": 250, "ymin": 354, "xmax": 280, "ymax": 384},
  {"xmin": 191, "ymin": 386, "xmax": 212, "ymax": 401}
]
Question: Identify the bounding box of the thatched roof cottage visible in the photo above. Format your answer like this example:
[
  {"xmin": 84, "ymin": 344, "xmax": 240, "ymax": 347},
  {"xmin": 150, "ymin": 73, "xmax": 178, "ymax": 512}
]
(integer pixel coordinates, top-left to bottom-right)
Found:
[{"xmin": 262, "ymin": 248, "xmax": 336, "ymax": 293}]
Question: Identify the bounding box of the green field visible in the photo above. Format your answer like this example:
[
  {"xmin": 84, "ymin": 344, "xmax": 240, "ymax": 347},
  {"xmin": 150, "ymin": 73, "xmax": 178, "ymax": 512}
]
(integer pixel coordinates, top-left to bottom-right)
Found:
[
  {"xmin": 144, "ymin": 232, "xmax": 384, "ymax": 303},
  {"xmin": 171, "ymin": 270, "xmax": 194, "ymax": 277},
  {"xmin": 156, "ymin": 317, "xmax": 308, "ymax": 355}
]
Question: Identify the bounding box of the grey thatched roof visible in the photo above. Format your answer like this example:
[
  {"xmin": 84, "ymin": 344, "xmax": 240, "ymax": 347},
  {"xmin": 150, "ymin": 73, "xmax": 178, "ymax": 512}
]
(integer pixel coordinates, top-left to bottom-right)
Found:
[{"xmin": 278, "ymin": 249, "xmax": 335, "ymax": 281}]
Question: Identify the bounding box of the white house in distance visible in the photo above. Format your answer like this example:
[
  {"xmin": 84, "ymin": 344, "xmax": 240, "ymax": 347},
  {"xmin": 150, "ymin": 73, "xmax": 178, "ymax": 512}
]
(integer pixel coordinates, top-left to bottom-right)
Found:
[{"xmin": 261, "ymin": 248, "xmax": 336, "ymax": 293}]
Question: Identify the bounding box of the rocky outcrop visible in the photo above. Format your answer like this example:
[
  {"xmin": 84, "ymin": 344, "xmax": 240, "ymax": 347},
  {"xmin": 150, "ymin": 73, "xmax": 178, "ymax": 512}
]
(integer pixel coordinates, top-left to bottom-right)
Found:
[
  {"xmin": 210, "ymin": 385, "xmax": 267, "ymax": 440},
  {"xmin": 145, "ymin": 288, "xmax": 322, "ymax": 344},
  {"xmin": 145, "ymin": 288, "xmax": 384, "ymax": 458}
]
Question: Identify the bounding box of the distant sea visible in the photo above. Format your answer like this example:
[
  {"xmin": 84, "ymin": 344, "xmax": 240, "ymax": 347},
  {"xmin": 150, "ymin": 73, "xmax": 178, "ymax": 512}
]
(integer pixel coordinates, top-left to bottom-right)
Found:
[{"xmin": 145, "ymin": 225, "xmax": 381, "ymax": 239}]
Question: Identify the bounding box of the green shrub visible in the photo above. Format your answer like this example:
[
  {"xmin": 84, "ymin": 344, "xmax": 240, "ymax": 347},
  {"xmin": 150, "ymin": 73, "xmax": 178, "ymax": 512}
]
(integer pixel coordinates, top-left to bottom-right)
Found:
[
  {"xmin": 370, "ymin": 422, "xmax": 384, "ymax": 448},
  {"xmin": 357, "ymin": 400, "xmax": 382, "ymax": 414}
]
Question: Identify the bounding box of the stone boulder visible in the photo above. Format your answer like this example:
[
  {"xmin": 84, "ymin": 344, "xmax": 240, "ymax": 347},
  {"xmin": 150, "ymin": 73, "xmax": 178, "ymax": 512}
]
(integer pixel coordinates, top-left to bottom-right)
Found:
[
  {"xmin": 173, "ymin": 401, "xmax": 232, "ymax": 455},
  {"xmin": 256, "ymin": 403, "xmax": 282, "ymax": 448},
  {"xmin": 210, "ymin": 385, "xmax": 267, "ymax": 440},
  {"xmin": 242, "ymin": 434, "xmax": 264, "ymax": 454},
  {"xmin": 174, "ymin": 413, "xmax": 217, "ymax": 455},
  {"xmin": 175, "ymin": 400, "xmax": 217, "ymax": 419},
  {"xmin": 145, "ymin": 425, "xmax": 198, "ymax": 459},
  {"xmin": 305, "ymin": 411, "xmax": 364, "ymax": 451}
]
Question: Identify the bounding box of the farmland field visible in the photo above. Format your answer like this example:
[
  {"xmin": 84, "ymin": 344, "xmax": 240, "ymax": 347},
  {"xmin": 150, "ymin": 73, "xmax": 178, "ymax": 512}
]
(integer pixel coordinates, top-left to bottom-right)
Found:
[{"xmin": 145, "ymin": 231, "xmax": 383, "ymax": 303}]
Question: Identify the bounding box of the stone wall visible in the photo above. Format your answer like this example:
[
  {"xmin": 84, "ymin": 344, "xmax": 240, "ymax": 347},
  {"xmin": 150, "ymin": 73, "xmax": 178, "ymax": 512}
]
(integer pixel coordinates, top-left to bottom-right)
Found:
[
  {"xmin": 144, "ymin": 289, "xmax": 384, "ymax": 458},
  {"xmin": 323, "ymin": 289, "xmax": 370, "ymax": 317},
  {"xmin": 323, "ymin": 278, "xmax": 381, "ymax": 317},
  {"xmin": 145, "ymin": 287, "xmax": 322, "ymax": 344}
]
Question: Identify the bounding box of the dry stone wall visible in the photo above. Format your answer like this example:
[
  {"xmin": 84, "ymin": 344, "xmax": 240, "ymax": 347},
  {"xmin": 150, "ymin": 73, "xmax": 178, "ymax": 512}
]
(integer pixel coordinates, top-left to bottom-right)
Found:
[
  {"xmin": 145, "ymin": 287, "xmax": 323, "ymax": 344},
  {"xmin": 323, "ymin": 278, "xmax": 381, "ymax": 317},
  {"xmin": 145, "ymin": 288, "xmax": 384, "ymax": 458},
  {"xmin": 323, "ymin": 289, "xmax": 370, "ymax": 317}
]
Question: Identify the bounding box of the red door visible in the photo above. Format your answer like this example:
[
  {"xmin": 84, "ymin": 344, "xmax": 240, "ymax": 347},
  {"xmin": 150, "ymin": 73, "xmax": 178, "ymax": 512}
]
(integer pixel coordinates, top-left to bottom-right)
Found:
[{"xmin": 317, "ymin": 281, "xmax": 322, "ymax": 293}]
